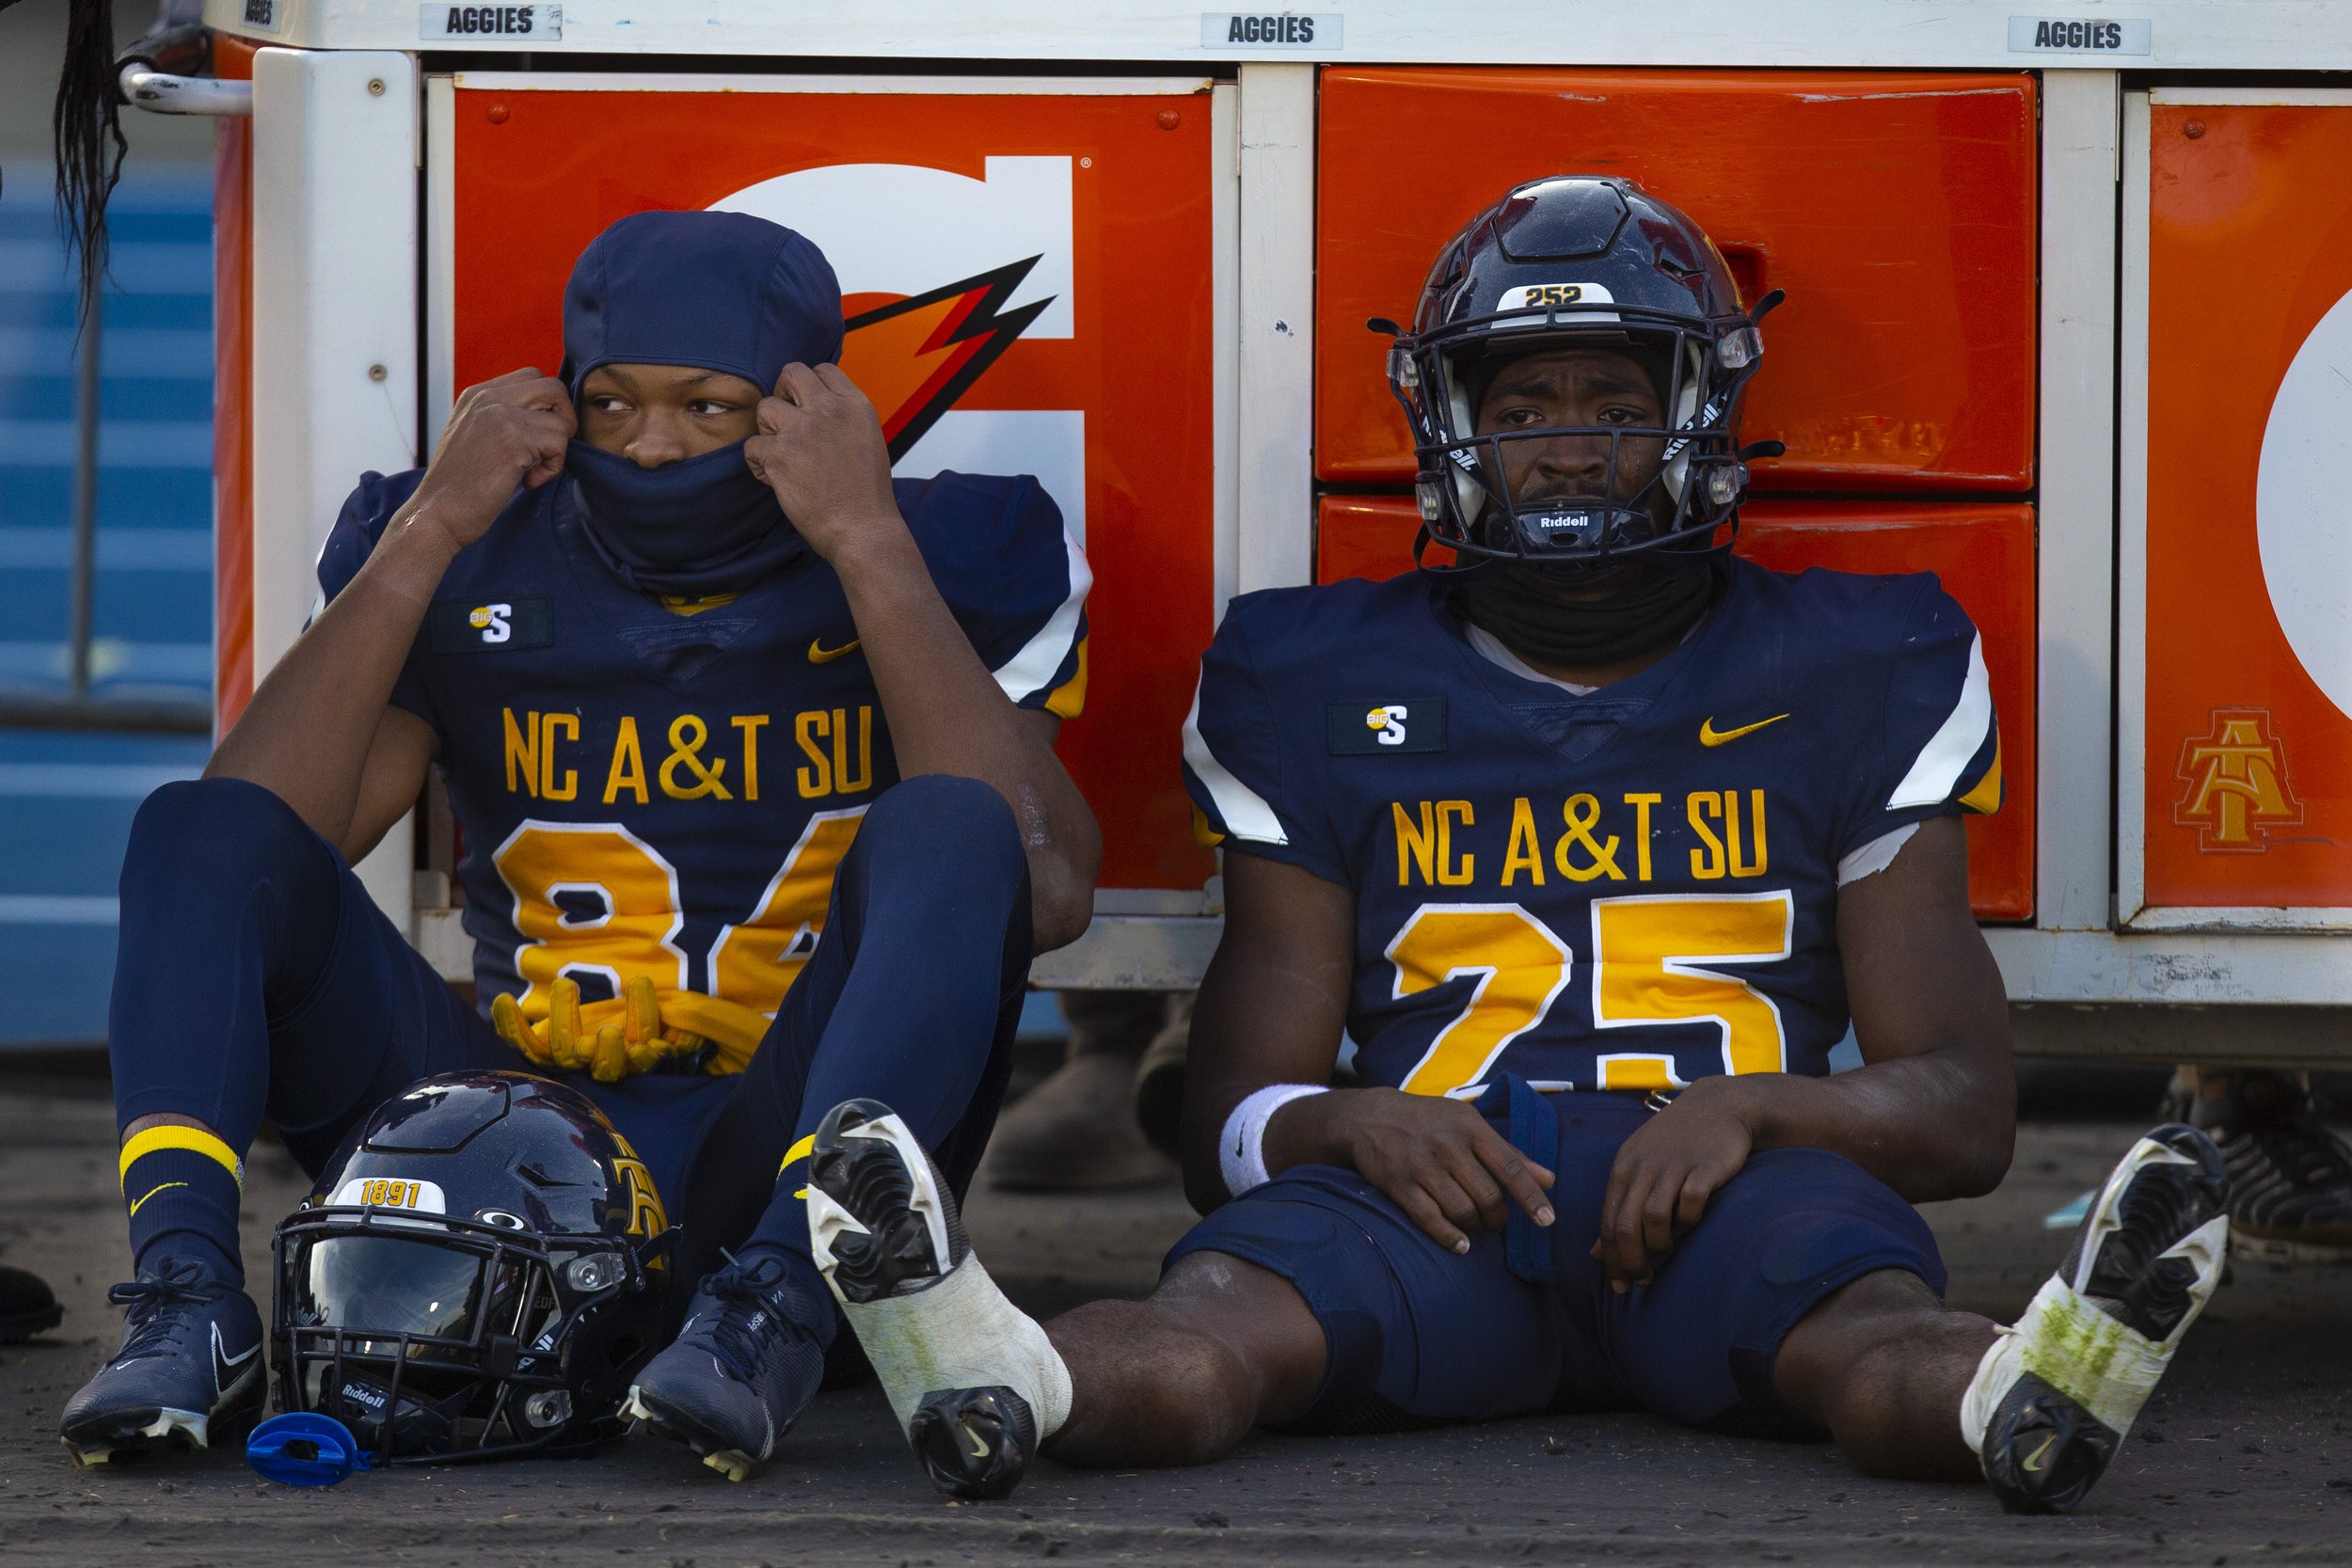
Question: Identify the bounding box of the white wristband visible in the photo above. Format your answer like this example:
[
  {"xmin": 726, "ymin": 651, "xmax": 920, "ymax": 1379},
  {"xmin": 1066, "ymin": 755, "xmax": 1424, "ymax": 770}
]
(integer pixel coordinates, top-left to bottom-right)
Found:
[{"xmin": 1218, "ymin": 1084, "xmax": 1329, "ymax": 1197}]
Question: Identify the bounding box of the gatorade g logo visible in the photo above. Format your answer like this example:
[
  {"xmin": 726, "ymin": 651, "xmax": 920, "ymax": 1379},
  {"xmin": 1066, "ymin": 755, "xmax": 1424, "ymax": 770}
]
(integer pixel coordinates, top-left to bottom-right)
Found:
[{"xmin": 709, "ymin": 158, "xmax": 1087, "ymax": 542}]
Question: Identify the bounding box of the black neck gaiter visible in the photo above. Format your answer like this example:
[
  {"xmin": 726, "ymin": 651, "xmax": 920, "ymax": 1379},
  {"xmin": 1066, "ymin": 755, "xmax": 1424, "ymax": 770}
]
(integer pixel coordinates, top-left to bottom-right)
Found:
[{"xmin": 1451, "ymin": 558, "xmax": 1724, "ymax": 671}]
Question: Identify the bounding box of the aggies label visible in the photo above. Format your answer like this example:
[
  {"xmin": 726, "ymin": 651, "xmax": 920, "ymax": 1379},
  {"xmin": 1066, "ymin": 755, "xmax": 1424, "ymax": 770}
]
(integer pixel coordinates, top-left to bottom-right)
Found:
[
  {"xmin": 421, "ymin": 4, "xmax": 563, "ymax": 40},
  {"xmin": 2006, "ymin": 15, "xmax": 2151, "ymax": 53},
  {"xmin": 1200, "ymin": 11, "xmax": 1343, "ymax": 49}
]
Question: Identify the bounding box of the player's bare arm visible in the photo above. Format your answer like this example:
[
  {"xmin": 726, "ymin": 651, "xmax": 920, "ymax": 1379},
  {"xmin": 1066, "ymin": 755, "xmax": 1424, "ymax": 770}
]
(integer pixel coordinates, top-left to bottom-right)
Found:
[
  {"xmin": 203, "ymin": 370, "xmax": 573, "ymax": 860},
  {"xmin": 1184, "ymin": 849, "xmax": 1556, "ymax": 1251},
  {"xmin": 1591, "ymin": 814, "xmax": 2014, "ymax": 1288},
  {"xmin": 748, "ymin": 361, "xmax": 1102, "ymax": 949}
]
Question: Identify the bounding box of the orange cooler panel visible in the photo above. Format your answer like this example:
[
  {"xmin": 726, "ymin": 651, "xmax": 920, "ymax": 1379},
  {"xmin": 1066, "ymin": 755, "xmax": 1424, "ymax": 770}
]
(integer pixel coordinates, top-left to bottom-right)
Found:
[
  {"xmin": 1313, "ymin": 495, "xmax": 2036, "ymax": 919},
  {"xmin": 2140, "ymin": 103, "xmax": 2352, "ymax": 911},
  {"xmin": 1315, "ymin": 69, "xmax": 2039, "ymax": 495},
  {"xmin": 446, "ymin": 85, "xmax": 1219, "ymax": 893}
]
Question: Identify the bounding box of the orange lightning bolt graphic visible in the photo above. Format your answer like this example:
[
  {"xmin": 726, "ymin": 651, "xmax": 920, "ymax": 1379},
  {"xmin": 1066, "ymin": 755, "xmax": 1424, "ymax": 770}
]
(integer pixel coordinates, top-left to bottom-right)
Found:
[{"xmin": 839, "ymin": 256, "xmax": 1053, "ymax": 461}]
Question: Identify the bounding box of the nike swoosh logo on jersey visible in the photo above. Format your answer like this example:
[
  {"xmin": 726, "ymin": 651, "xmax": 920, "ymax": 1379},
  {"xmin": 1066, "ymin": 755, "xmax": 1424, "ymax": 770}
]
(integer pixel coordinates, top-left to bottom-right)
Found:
[
  {"xmin": 127, "ymin": 1180, "xmax": 187, "ymax": 1218},
  {"xmin": 807, "ymin": 637, "xmax": 862, "ymax": 664},
  {"xmin": 1698, "ymin": 712, "xmax": 1790, "ymax": 747}
]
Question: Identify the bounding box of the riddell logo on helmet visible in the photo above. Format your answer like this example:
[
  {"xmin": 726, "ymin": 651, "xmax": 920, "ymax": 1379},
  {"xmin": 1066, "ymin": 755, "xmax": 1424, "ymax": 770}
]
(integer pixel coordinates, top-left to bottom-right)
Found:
[{"xmin": 709, "ymin": 158, "xmax": 1086, "ymax": 541}]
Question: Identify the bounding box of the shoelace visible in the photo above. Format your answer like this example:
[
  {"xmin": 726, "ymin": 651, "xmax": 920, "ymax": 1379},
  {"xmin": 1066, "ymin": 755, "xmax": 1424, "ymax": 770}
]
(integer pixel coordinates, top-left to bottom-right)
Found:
[
  {"xmin": 695, "ymin": 1252, "xmax": 801, "ymax": 1384},
  {"xmin": 104, "ymin": 1261, "xmax": 223, "ymax": 1364}
]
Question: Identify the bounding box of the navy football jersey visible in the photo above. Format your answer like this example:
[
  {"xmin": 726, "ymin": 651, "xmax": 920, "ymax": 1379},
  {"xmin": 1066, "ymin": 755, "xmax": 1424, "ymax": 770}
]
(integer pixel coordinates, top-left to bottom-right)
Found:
[
  {"xmin": 1182, "ymin": 558, "xmax": 1998, "ymax": 1098},
  {"xmin": 317, "ymin": 468, "xmax": 1087, "ymax": 1067}
]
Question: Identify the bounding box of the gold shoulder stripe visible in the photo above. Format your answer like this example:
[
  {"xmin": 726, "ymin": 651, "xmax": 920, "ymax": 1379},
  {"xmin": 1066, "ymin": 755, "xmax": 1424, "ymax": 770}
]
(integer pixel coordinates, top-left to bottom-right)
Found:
[
  {"xmin": 1043, "ymin": 637, "xmax": 1089, "ymax": 720},
  {"xmin": 1958, "ymin": 736, "xmax": 2004, "ymax": 815}
]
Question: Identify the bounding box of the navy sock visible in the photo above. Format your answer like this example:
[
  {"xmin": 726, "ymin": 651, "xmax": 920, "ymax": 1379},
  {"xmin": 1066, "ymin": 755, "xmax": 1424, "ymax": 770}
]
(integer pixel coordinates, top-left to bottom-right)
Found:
[{"xmin": 120, "ymin": 1126, "xmax": 246, "ymax": 1286}]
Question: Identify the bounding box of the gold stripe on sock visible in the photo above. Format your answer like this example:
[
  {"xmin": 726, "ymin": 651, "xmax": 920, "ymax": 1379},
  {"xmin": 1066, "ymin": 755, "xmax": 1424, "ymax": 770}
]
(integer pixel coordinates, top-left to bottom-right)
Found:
[{"xmin": 119, "ymin": 1125, "xmax": 245, "ymax": 1189}]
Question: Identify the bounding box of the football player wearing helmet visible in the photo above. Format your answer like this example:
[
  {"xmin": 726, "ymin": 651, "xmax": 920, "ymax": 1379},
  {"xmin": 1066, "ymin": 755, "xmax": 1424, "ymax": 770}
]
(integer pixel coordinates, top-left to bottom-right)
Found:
[
  {"xmin": 809, "ymin": 179, "xmax": 2228, "ymax": 1514},
  {"xmin": 61, "ymin": 211, "xmax": 1098, "ymax": 1478}
]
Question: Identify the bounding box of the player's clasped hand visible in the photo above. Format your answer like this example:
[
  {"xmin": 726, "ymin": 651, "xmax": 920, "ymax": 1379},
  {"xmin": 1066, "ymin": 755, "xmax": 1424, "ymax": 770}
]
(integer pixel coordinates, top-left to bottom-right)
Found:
[
  {"xmin": 744, "ymin": 362, "xmax": 903, "ymax": 561},
  {"xmin": 1590, "ymin": 1077, "xmax": 1757, "ymax": 1291},
  {"xmin": 1284, "ymin": 1087, "xmax": 1556, "ymax": 1257},
  {"xmin": 492, "ymin": 974, "xmax": 707, "ymax": 1085},
  {"xmin": 408, "ymin": 368, "xmax": 575, "ymax": 554}
]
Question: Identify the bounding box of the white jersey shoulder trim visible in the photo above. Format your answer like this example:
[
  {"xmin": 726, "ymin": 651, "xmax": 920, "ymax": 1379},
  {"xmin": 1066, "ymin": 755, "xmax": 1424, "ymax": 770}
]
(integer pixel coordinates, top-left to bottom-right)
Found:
[
  {"xmin": 1887, "ymin": 632, "xmax": 1992, "ymax": 810},
  {"xmin": 1181, "ymin": 675, "xmax": 1289, "ymax": 846},
  {"xmin": 989, "ymin": 524, "xmax": 1092, "ymax": 705}
]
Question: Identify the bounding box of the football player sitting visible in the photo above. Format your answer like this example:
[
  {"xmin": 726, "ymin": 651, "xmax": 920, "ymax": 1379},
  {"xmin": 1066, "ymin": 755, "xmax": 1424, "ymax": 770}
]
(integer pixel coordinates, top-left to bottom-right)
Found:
[
  {"xmin": 60, "ymin": 211, "xmax": 1099, "ymax": 1480},
  {"xmin": 801, "ymin": 178, "xmax": 2227, "ymax": 1515}
]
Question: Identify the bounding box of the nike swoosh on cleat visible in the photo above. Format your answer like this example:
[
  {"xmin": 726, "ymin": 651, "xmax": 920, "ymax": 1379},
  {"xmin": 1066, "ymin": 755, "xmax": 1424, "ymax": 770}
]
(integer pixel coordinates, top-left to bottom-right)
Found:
[
  {"xmin": 1699, "ymin": 713, "xmax": 1790, "ymax": 747},
  {"xmin": 2021, "ymin": 1433, "xmax": 2058, "ymax": 1473},
  {"xmin": 965, "ymin": 1423, "xmax": 991, "ymax": 1462},
  {"xmin": 807, "ymin": 638, "xmax": 861, "ymax": 664},
  {"xmin": 211, "ymin": 1323, "xmax": 259, "ymax": 1396}
]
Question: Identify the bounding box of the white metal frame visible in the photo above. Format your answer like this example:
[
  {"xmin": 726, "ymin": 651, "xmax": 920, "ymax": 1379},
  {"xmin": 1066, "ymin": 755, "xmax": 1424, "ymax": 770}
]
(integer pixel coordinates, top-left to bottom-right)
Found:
[
  {"xmin": 207, "ymin": 0, "xmax": 2352, "ymax": 71},
  {"xmin": 249, "ymin": 45, "xmax": 421, "ymax": 930},
  {"xmin": 2032, "ymin": 71, "xmax": 2122, "ymax": 939},
  {"xmin": 2115, "ymin": 86, "xmax": 2352, "ymax": 936}
]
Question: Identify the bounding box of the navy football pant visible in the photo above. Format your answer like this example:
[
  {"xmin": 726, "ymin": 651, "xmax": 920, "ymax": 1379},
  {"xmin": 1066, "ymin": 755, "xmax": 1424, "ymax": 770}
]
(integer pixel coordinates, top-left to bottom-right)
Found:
[
  {"xmin": 1168, "ymin": 1085, "xmax": 1945, "ymax": 1438},
  {"xmin": 109, "ymin": 773, "xmax": 1030, "ymax": 1345}
]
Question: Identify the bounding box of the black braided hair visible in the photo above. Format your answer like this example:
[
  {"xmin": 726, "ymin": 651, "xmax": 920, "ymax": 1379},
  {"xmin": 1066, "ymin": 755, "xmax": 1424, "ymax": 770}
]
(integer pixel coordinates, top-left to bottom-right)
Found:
[{"xmin": 50, "ymin": 0, "xmax": 129, "ymax": 318}]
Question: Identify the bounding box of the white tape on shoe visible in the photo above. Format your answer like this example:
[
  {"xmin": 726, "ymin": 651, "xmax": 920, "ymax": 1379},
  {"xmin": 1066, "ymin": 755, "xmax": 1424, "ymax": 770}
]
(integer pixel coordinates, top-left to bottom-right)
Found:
[
  {"xmin": 838, "ymin": 1252, "xmax": 1073, "ymax": 1439},
  {"xmin": 1961, "ymin": 1213, "xmax": 2229, "ymax": 1452}
]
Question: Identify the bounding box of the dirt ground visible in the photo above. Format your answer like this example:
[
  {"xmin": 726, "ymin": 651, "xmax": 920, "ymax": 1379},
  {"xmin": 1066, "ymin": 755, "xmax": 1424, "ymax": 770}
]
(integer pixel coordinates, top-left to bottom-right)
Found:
[{"xmin": 3, "ymin": 1069, "xmax": 2350, "ymax": 1568}]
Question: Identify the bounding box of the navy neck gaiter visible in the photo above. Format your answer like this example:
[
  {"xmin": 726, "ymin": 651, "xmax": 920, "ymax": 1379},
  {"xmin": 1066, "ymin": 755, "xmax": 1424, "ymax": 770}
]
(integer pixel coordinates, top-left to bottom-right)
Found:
[
  {"xmin": 565, "ymin": 438, "xmax": 808, "ymax": 596},
  {"xmin": 557, "ymin": 209, "xmax": 847, "ymax": 596}
]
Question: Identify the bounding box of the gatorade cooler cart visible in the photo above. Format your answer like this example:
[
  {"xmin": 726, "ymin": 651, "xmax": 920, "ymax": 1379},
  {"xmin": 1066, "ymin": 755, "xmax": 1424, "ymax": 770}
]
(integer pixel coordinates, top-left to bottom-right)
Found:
[{"xmin": 154, "ymin": 1, "xmax": 2352, "ymax": 1061}]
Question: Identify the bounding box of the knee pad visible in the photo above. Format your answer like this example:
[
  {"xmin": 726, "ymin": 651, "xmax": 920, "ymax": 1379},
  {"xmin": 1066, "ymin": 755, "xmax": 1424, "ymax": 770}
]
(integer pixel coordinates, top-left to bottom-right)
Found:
[{"xmin": 126, "ymin": 778, "xmax": 323, "ymax": 886}]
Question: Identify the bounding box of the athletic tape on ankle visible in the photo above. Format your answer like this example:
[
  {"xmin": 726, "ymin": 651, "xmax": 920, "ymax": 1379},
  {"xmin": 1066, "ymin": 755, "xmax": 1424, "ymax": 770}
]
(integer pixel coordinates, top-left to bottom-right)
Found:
[
  {"xmin": 118, "ymin": 1125, "xmax": 245, "ymax": 1188},
  {"xmin": 1219, "ymin": 1084, "xmax": 1327, "ymax": 1197},
  {"xmin": 840, "ymin": 1251, "xmax": 1074, "ymax": 1439}
]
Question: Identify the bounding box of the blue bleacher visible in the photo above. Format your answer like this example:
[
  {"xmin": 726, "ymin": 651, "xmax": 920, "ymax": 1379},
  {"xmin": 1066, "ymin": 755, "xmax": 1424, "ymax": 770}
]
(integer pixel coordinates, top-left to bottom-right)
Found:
[{"xmin": 0, "ymin": 168, "xmax": 215, "ymax": 1047}]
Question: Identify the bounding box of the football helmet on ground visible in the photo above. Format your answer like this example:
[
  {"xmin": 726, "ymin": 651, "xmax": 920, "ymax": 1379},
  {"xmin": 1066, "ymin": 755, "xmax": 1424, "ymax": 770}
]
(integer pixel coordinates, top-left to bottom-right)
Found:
[{"xmin": 270, "ymin": 1070, "xmax": 673, "ymax": 1464}]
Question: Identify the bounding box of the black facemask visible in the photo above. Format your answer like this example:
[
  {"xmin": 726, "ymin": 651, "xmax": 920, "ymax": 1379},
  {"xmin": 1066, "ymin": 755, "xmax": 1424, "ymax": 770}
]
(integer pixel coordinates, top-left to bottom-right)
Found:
[{"xmin": 1451, "ymin": 557, "xmax": 1723, "ymax": 672}]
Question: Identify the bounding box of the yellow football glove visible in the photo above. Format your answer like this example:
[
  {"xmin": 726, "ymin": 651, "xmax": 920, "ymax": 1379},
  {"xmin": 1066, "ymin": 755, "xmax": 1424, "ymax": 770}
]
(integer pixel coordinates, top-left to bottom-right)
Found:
[{"xmin": 492, "ymin": 974, "xmax": 709, "ymax": 1083}]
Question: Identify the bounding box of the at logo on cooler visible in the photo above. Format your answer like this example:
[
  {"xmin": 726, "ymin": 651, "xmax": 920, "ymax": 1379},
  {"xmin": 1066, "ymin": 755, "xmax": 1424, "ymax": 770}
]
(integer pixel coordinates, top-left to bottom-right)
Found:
[{"xmin": 2175, "ymin": 708, "xmax": 2301, "ymax": 853}]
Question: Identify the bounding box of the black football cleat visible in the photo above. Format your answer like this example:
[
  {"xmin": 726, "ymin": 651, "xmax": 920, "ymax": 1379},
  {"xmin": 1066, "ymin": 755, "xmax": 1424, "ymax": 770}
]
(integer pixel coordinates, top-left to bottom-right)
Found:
[
  {"xmin": 1978, "ymin": 1124, "xmax": 2228, "ymax": 1514},
  {"xmin": 58, "ymin": 1259, "xmax": 264, "ymax": 1467},
  {"xmin": 808, "ymin": 1098, "xmax": 1042, "ymax": 1500},
  {"xmin": 623, "ymin": 1252, "xmax": 824, "ymax": 1481},
  {"xmin": 2167, "ymin": 1069, "xmax": 2352, "ymax": 1266}
]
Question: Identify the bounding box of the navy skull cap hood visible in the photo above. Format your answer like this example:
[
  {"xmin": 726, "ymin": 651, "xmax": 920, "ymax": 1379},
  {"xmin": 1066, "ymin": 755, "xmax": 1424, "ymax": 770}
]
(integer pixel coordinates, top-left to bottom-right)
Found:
[{"xmin": 559, "ymin": 209, "xmax": 845, "ymax": 398}]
